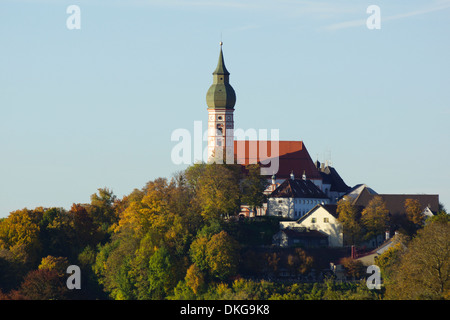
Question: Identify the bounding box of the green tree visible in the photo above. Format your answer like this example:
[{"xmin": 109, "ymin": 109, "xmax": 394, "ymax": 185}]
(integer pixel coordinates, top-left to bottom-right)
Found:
[
  {"xmin": 189, "ymin": 236, "xmax": 210, "ymax": 273},
  {"xmin": 89, "ymin": 187, "xmax": 118, "ymax": 233},
  {"xmin": 147, "ymin": 247, "xmax": 177, "ymax": 299},
  {"xmin": 205, "ymin": 231, "xmax": 239, "ymax": 281},
  {"xmin": 240, "ymin": 164, "xmax": 269, "ymax": 216}
]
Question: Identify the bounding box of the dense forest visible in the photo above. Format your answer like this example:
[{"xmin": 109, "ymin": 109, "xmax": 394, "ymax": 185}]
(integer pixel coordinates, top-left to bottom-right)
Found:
[{"xmin": 0, "ymin": 163, "xmax": 449, "ymax": 300}]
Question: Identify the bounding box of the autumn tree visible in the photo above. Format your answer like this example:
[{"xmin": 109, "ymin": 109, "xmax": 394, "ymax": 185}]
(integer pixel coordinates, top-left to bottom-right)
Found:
[
  {"xmin": 385, "ymin": 219, "xmax": 450, "ymax": 299},
  {"xmin": 405, "ymin": 198, "xmax": 425, "ymax": 230},
  {"xmin": 88, "ymin": 187, "xmax": 118, "ymax": 233},
  {"xmin": 38, "ymin": 256, "xmax": 69, "ymax": 277},
  {"xmin": 16, "ymin": 269, "xmax": 69, "ymax": 300},
  {"xmin": 0, "ymin": 208, "xmax": 42, "ymax": 265},
  {"xmin": 361, "ymin": 196, "xmax": 390, "ymax": 241},
  {"xmin": 337, "ymin": 197, "xmax": 362, "ymax": 245},
  {"xmin": 265, "ymin": 252, "xmax": 280, "ymax": 275},
  {"xmin": 374, "ymin": 242, "xmax": 405, "ymax": 282},
  {"xmin": 186, "ymin": 163, "xmax": 240, "ymax": 221},
  {"xmin": 287, "ymin": 248, "xmax": 314, "ymax": 275},
  {"xmin": 185, "ymin": 263, "xmax": 205, "ymax": 295},
  {"xmin": 339, "ymin": 257, "xmax": 366, "ymax": 280},
  {"xmin": 189, "ymin": 230, "xmax": 240, "ymax": 282},
  {"xmin": 205, "ymin": 231, "xmax": 240, "ymax": 281}
]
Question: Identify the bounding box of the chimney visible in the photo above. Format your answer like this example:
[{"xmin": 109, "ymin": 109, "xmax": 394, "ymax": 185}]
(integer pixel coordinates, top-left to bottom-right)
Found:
[
  {"xmin": 271, "ymin": 173, "xmax": 276, "ymax": 185},
  {"xmin": 302, "ymin": 170, "xmax": 306, "ymax": 181},
  {"xmin": 351, "ymin": 245, "xmax": 357, "ymax": 259},
  {"xmin": 290, "ymin": 171, "xmax": 295, "ymax": 180},
  {"xmin": 385, "ymin": 230, "xmax": 390, "ymax": 240}
]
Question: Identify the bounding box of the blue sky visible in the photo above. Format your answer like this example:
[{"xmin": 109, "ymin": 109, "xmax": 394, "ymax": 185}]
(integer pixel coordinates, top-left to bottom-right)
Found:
[{"xmin": 0, "ymin": 0, "xmax": 449, "ymax": 217}]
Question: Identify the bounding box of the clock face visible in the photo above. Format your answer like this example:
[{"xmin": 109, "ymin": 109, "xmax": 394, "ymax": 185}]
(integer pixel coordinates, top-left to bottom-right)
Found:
[
  {"xmin": 209, "ymin": 115, "xmax": 214, "ymax": 121},
  {"xmin": 226, "ymin": 115, "xmax": 232, "ymax": 121}
]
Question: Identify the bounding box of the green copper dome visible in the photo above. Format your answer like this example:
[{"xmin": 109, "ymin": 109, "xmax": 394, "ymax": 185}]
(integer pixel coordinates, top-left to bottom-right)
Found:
[{"xmin": 206, "ymin": 44, "xmax": 236, "ymax": 109}]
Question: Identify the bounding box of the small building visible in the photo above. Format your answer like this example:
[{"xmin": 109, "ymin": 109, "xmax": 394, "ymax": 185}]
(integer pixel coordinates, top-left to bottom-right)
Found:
[
  {"xmin": 280, "ymin": 204, "xmax": 344, "ymax": 247},
  {"xmin": 266, "ymin": 172, "xmax": 330, "ymax": 220}
]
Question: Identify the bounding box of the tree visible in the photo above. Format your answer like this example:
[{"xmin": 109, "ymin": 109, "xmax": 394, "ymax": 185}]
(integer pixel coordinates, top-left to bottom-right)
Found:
[
  {"xmin": 147, "ymin": 247, "xmax": 177, "ymax": 299},
  {"xmin": 16, "ymin": 269, "xmax": 68, "ymax": 300},
  {"xmin": 361, "ymin": 196, "xmax": 390, "ymax": 241},
  {"xmin": 205, "ymin": 231, "xmax": 239, "ymax": 281},
  {"xmin": 240, "ymin": 164, "xmax": 269, "ymax": 216},
  {"xmin": 0, "ymin": 209, "xmax": 42, "ymax": 265},
  {"xmin": 189, "ymin": 164, "xmax": 240, "ymax": 221},
  {"xmin": 385, "ymin": 219, "xmax": 450, "ymax": 299},
  {"xmin": 66, "ymin": 204, "xmax": 102, "ymax": 260},
  {"xmin": 189, "ymin": 236, "xmax": 210, "ymax": 273},
  {"xmin": 286, "ymin": 248, "xmax": 314, "ymax": 276},
  {"xmin": 339, "ymin": 257, "xmax": 366, "ymax": 280},
  {"xmin": 266, "ymin": 252, "xmax": 280, "ymax": 275},
  {"xmin": 185, "ymin": 263, "xmax": 205, "ymax": 295},
  {"xmin": 337, "ymin": 197, "xmax": 362, "ymax": 245},
  {"xmin": 405, "ymin": 198, "xmax": 425, "ymax": 228},
  {"xmin": 89, "ymin": 187, "xmax": 118, "ymax": 233},
  {"xmin": 38, "ymin": 256, "xmax": 69, "ymax": 277},
  {"xmin": 374, "ymin": 243, "xmax": 405, "ymax": 282}
]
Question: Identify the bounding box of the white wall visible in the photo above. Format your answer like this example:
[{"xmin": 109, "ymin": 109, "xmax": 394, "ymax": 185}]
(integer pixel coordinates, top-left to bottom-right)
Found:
[
  {"xmin": 297, "ymin": 206, "xmax": 343, "ymax": 247},
  {"xmin": 267, "ymin": 197, "xmax": 329, "ymax": 219}
]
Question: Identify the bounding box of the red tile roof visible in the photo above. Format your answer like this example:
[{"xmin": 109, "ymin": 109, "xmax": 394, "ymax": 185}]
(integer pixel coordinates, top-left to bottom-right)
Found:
[{"xmin": 234, "ymin": 140, "xmax": 322, "ymax": 179}]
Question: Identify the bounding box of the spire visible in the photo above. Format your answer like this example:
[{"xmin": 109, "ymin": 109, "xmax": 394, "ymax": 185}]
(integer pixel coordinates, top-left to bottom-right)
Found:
[
  {"xmin": 213, "ymin": 42, "xmax": 230, "ymax": 75},
  {"xmin": 206, "ymin": 42, "xmax": 236, "ymax": 109}
]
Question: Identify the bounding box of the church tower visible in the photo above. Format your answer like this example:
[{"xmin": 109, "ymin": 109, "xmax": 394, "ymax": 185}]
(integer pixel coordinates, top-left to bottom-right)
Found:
[{"xmin": 206, "ymin": 42, "xmax": 236, "ymax": 163}]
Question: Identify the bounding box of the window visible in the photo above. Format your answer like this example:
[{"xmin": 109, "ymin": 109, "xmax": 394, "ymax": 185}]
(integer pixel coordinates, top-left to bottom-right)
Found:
[
  {"xmin": 216, "ymin": 123, "xmax": 224, "ymax": 136},
  {"xmin": 324, "ymin": 218, "xmax": 329, "ymax": 223},
  {"xmin": 278, "ymin": 200, "xmax": 282, "ymax": 204},
  {"xmin": 311, "ymin": 218, "xmax": 316, "ymax": 223}
]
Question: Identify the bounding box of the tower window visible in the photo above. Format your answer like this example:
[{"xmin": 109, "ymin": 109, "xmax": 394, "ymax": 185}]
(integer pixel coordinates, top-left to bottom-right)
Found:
[{"xmin": 216, "ymin": 124, "xmax": 224, "ymax": 135}]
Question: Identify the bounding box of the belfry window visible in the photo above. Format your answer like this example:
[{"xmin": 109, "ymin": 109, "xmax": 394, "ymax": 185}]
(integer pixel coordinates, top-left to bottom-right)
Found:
[{"xmin": 216, "ymin": 124, "xmax": 224, "ymax": 136}]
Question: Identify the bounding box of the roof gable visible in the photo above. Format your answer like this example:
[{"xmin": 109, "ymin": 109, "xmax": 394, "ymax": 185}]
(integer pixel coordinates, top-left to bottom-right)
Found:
[
  {"xmin": 234, "ymin": 140, "xmax": 322, "ymax": 179},
  {"xmin": 270, "ymin": 178, "xmax": 328, "ymax": 199},
  {"xmin": 354, "ymin": 193, "xmax": 440, "ymax": 215},
  {"xmin": 296, "ymin": 204, "xmax": 339, "ymax": 224}
]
